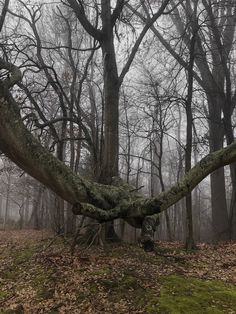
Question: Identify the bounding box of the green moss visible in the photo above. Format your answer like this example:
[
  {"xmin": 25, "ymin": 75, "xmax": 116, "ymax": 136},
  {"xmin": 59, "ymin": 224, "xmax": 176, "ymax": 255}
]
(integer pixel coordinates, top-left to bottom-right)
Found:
[
  {"xmin": 120, "ymin": 272, "xmax": 137, "ymax": 289},
  {"xmin": 76, "ymin": 283, "xmax": 99, "ymax": 304},
  {"xmin": 2, "ymin": 269, "xmax": 18, "ymax": 280},
  {"xmin": 92, "ymin": 267, "xmax": 111, "ymax": 276},
  {"xmin": 3, "ymin": 304, "xmax": 24, "ymax": 314},
  {"xmin": 1, "ymin": 247, "xmax": 36, "ymax": 281},
  {"xmin": 133, "ymin": 288, "xmax": 158, "ymax": 309},
  {"xmin": 36, "ymin": 286, "xmax": 54, "ymax": 300},
  {"xmin": 156, "ymin": 275, "xmax": 236, "ymax": 314},
  {"xmin": 93, "ymin": 273, "xmax": 236, "ymax": 313},
  {"xmin": 89, "ymin": 282, "xmax": 100, "ymax": 294},
  {"xmin": 2, "ymin": 243, "xmax": 55, "ymax": 301},
  {"xmin": 76, "ymin": 291, "xmax": 87, "ymax": 304},
  {"xmin": 13, "ymin": 247, "xmax": 35, "ymax": 264},
  {"xmin": 98, "ymin": 271, "xmax": 138, "ymax": 292},
  {"xmin": 0, "ymin": 289, "xmax": 8, "ymax": 300},
  {"xmin": 78, "ymin": 267, "xmax": 88, "ymax": 273},
  {"xmin": 98, "ymin": 278, "xmax": 118, "ymax": 290},
  {"xmin": 33, "ymin": 270, "xmax": 54, "ymax": 300}
]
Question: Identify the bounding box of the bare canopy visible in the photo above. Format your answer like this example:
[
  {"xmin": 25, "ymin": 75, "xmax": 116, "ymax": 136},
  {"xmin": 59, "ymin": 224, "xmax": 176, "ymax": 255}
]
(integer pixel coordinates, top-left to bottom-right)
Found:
[{"xmin": 1, "ymin": 58, "xmax": 236, "ymax": 228}]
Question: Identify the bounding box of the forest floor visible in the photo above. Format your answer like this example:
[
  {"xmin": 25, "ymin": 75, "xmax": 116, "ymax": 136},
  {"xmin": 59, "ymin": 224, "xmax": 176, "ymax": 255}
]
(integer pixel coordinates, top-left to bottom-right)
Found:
[{"xmin": 0, "ymin": 230, "xmax": 236, "ymax": 314}]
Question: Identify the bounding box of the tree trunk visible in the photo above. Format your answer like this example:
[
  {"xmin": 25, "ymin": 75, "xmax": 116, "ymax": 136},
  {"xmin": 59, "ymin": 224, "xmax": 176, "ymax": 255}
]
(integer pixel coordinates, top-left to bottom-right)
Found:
[
  {"xmin": 66, "ymin": 201, "xmax": 76, "ymax": 235},
  {"xmin": 185, "ymin": 26, "xmax": 196, "ymax": 250},
  {"xmin": 2, "ymin": 72, "xmax": 236, "ymax": 249},
  {"xmin": 98, "ymin": 4, "xmax": 120, "ymax": 241},
  {"xmin": 3, "ymin": 173, "xmax": 11, "ymax": 230},
  {"xmin": 29, "ymin": 183, "xmax": 43, "ymax": 230},
  {"xmin": 24, "ymin": 183, "xmax": 30, "ymax": 228},
  {"xmin": 223, "ymin": 104, "xmax": 236, "ymax": 239},
  {"xmin": 208, "ymin": 98, "xmax": 229, "ymax": 241},
  {"xmin": 100, "ymin": 39, "xmax": 119, "ymax": 183},
  {"xmin": 0, "ymin": 194, "xmax": 2, "ymax": 222}
]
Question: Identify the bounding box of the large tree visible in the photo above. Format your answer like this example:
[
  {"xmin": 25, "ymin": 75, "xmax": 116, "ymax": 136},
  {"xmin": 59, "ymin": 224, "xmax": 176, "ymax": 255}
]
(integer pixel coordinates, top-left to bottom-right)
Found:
[
  {"xmin": 1, "ymin": 1, "xmax": 236, "ymax": 250},
  {"xmin": 66, "ymin": 0, "xmax": 171, "ymax": 183},
  {"xmin": 1, "ymin": 57, "xmax": 236, "ymax": 249}
]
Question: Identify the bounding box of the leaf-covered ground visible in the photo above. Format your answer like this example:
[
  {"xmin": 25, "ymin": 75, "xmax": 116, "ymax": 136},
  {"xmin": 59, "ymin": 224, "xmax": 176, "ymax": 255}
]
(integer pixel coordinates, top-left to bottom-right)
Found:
[{"xmin": 0, "ymin": 230, "xmax": 236, "ymax": 313}]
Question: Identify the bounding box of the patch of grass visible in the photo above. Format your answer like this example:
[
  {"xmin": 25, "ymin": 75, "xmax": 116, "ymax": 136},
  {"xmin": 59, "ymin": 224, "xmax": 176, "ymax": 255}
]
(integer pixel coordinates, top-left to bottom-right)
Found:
[{"xmin": 156, "ymin": 275, "xmax": 236, "ymax": 314}]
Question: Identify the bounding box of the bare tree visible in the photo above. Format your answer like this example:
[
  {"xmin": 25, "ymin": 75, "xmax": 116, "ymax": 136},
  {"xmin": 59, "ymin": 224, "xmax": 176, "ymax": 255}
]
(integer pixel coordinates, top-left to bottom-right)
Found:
[
  {"xmin": 128, "ymin": 0, "xmax": 236, "ymax": 240},
  {"xmin": 2, "ymin": 1, "xmax": 236, "ymax": 250}
]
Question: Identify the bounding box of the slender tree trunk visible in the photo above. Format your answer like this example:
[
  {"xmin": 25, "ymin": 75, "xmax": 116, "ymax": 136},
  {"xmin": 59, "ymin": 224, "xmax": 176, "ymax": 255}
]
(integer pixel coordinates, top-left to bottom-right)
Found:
[
  {"xmin": 185, "ymin": 26, "xmax": 196, "ymax": 250},
  {"xmin": 193, "ymin": 144, "xmax": 200, "ymax": 241},
  {"xmin": 3, "ymin": 173, "xmax": 11, "ymax": 230},
  {"xmin": 98, "ymin": 5, "xmax": 120, "ymax": 241},
  {"xmin": 24, "ymin": 184, "xmax": 30, "ymax": 228},
  {"xmin": 65, "ymin": 116, "xmax": 77, "ymax": 236},
  {"xmin": 208, "ymin": 97, "xmax": 229, "ymax": 241},
  {"xmin": 19, "ymin": 195, "xmax": 25, "ymax": 230},
  {"xmin": 223, "ymin": 107, "xmax": 236, "ymax": 239},
  {"xmin": 0, "ymin": 194, "xmax": 2, "ymax": 222},
  {"xmin": 54, "ymin": 124, "xmax": 67, "ymax": 234},
  {"xmin": 30, "ymin": 183, "xmax": 43, "ymax": 229},
  {"xmin": 100, "ymin": 39, "xmax": 119, "ymax": 183},
  {"xmin": 66, "ymin": 201, "xmax": 76, "ymax": 235}
]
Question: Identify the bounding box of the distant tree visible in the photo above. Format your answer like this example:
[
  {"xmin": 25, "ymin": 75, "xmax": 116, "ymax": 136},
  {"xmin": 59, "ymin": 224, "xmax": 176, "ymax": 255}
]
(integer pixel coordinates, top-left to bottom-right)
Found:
[{"xmin": 128, "ymin": 0, "xmax": 236, "ymax": 240}]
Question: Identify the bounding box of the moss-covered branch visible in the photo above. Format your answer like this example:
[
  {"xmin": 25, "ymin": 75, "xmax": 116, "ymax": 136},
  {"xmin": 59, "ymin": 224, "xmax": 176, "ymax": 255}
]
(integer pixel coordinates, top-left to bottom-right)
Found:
[
  {"xmin": 1, "ymin": 62, "xmax": 236, "ymax": 232},
  {"xmin": 0, "ymin": 58, "xmax": 22, "ymax": 88},
  {"xmin": 124, "ymin": 143, "xmax": 236, "ymax": 218}
]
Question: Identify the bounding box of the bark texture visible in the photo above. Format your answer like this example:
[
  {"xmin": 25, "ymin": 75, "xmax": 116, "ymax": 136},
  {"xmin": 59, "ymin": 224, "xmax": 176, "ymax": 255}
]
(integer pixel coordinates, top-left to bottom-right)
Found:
[{"xmin": 1, "ymin": 60, "xmax": 236, "ymax": 248}]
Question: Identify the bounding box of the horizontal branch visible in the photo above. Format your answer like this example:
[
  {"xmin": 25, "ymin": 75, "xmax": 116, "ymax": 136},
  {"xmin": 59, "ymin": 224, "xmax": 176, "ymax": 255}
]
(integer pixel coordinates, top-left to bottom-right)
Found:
[
  {"xmin": 1, "ymin": 62, "xmax": 236, "ymax": 229},
  {"xmin": 124, "ymin": 141, "xmax": 236, "ymax": 218}
]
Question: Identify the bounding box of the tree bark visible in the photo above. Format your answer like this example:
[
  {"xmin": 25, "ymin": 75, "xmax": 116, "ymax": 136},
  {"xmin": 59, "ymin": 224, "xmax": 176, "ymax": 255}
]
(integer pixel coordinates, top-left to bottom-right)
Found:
[
  {"xmin": 208, "ymin": 97, "xmax": 229, "ymax": 241},
  {"xmin": 184, "ymin": 6, "xmax": 197, "ymax": 249},
  {"xmin": 2, "ymin": 61, "xmax": 236, "ymax": 248},
  {"xmin": 3, "ymin": 172, "xmax": 11, "ymax": 230}
]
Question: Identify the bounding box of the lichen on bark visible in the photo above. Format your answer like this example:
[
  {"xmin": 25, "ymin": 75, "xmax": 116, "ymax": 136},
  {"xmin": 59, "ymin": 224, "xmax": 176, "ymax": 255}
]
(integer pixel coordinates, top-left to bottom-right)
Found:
[{"xmin": 1, "ymin": 61, "xmax": 236, "ymax": 250}]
